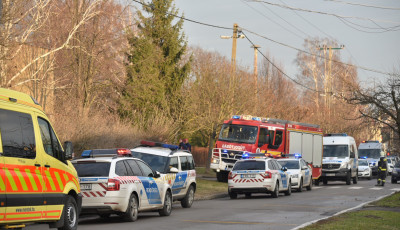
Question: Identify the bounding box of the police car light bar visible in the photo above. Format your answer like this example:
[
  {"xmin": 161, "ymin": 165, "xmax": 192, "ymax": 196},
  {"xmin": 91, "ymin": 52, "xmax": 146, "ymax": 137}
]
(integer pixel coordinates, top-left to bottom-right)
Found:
[
  {"xmin": 81, "ymin": 149, "xmax": 132, "ymax": 158},
  {"xmin": 140, "ymin": 140, "xmax": 179, "ymax": 150},
  {"xmin": 282, "ymin": 153, "xmax": 302, "ymax": 158},
  {"xmin": 242, "ymin": 153, "xmax": 272, "ymax": 159}
]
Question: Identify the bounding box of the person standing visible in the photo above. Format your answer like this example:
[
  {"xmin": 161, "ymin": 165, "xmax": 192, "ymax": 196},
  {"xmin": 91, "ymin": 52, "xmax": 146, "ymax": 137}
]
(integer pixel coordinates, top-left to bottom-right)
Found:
[
  {"xmin": 183, "ymin": 138, "xmax": 192, "ymax": 152},
  {"xmin": 178, "ymin": 139, "xmax": 185, "ymax": 149},
  {"xmin": 377, "ymin": 157, "xmax": 388, "ymax": 186}
]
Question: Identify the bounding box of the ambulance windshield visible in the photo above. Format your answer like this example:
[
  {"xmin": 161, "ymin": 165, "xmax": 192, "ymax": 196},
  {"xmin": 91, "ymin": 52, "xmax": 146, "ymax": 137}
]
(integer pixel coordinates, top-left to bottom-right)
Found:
[
  {"xmin": 323, "ymin": 145, "xmax": 349, "ymax": 158},
  {"xmin": 358, "ymin": 149, "xmax": 380, "ymax": 159},
  {"xmin": 218, "ymin": 124, "xmax": 258, "ymax": 144}
]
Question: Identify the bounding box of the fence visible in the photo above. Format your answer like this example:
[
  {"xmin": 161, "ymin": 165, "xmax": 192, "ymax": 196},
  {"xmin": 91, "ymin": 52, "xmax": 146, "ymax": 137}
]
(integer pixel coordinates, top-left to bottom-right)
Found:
[{"xmin": 191, "ymin": 146, "xmax": 209, "ymax": 167}]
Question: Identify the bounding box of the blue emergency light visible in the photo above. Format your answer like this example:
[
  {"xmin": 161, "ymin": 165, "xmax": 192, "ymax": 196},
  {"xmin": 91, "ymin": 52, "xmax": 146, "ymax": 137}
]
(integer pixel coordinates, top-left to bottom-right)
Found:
[
  {"xmin": 252, "ymin": 117, "xmax": 261, "ymax": 121},
  {"xmin": 232, "ymin": 115, "xmax": 241, "ymax": 119},
  {"xmin": 222, "ymin": 149, "xmax": 228, "ymax": 153},
  {"xmin": 242, "ymin": 152, "xmax": 250, "ymax": 158},
  {"xmin": 81, "ymin": 150, "xmax": 92, "ymax": 157},
  {"xmin": 161, "ymin": 143, "xmax": 179, "ymax": 150}
]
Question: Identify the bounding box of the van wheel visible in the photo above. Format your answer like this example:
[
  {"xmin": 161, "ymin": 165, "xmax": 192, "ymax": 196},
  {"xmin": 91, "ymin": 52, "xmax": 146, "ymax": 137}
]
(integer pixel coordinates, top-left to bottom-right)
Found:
[
  {"xmin": 297, "ymin": 179, "xmax": 303, "ymax": 192},
  {"xmin": 284, "ymin": 181, "xmax": 292, "ymax": 196},
  {"xmin": 346, "ymin": 172, "xmax": 351, "ymax": 185},
  {"xmin": 58, "ymin": 196, "xmax": 78, "ymax": 230},
  {"xmin": 181, "ymin": 185, "xmax": 195, "ymax": 208},
  {"xmin": 353, "ymin": 173, "xmax": 358, "ymax": 184},
  {"xmin": 123, "ymin": 194, "xmax": 138, "ymax": 222},
  {"xmin": 306, "ymin": 177, "xmax": 313, "ymax": 191},
  {"xmin": 271, "ymin": 182, "xmax": 279, "ymax": 198},
  {"xmin": 159, "ymin": 191, "xmax": 172, "ymax": 216}
]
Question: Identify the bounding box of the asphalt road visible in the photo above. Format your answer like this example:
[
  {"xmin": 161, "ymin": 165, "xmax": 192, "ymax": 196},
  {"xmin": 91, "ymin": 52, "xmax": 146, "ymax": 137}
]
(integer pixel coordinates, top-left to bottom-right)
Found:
[{"xmin": 28, "ymin": 177, "xmax": 400, "ymax": 230}]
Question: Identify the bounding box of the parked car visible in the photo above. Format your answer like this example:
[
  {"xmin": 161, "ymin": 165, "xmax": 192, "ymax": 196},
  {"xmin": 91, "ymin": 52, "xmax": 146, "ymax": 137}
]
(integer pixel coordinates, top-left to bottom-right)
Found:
[
  {"xmin": 277, "ymin": 157, "xmax": 313, "ymax": 192},
  {"xmin": 358, "ymin": 159, "xmax": 372, "ymax": 180},
  {"xmin": 391, "ymin": 161, "xmax": 400, "ymax": 184},
  {"xmin": 387, "ymin": 158, "xmax": 395, "ymax": 175}
]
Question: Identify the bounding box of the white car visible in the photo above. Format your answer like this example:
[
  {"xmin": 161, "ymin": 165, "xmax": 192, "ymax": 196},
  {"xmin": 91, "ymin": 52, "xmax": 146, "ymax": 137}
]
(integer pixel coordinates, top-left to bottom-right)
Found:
[
  {"xmin": 387, "ymin": 158, "xmax": 395, "ymax": 175},
  {"xmin": 228, "ymin": 155, "xmax": 292, "ymax": 199},
  {"xmin": 72, "ymin": 148, "xmax": 172, "ymax": 221},
  {"xmin": 131, "ymin": 141, "xmax": 197, "ymax": 208},
  {"xmin": 358, "ymin": 159, "xmax": 372, "ymax": 180},
  {"xmin": 277, "ymin": 158, "xmax": 312, "ymax": 192}
]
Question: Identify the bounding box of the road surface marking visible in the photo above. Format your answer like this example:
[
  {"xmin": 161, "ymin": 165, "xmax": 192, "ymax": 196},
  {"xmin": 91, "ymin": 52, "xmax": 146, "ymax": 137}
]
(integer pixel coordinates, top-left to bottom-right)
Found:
[
  {"xmin": 390, "ymin": 188, "xmax": 400, "ymax": 191},
  {"xmin": 328, "ymin": 186, "xmax": 341, "ymax": 189},
  {"xmin": 348, "ymin": 187, "xmax": 363, "ymax": 189},
  {"xmin": 369, "ymin": 187, "xmax": 383, "ymax": 190},
  {"xmin": 182, "ymin": 220, "xmax": 297, "ymax": 226}
]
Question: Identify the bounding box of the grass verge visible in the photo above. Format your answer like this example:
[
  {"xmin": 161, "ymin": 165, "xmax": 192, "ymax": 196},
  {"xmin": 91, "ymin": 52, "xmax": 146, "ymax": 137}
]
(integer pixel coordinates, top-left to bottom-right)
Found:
[
  {"xmin": 196, "ymin": 167, "xmax": 216, "ymax": 177},
  {"xmin": 195, "ymin": 179, "xmax": 227, "ymax": 199},
  {"xmin": 370, "ymin": 192, "xmax": 400, "ymax": 208},
  {"xmin": 302, "ymin": 210, "xmax": 400, "ymax": 230}
]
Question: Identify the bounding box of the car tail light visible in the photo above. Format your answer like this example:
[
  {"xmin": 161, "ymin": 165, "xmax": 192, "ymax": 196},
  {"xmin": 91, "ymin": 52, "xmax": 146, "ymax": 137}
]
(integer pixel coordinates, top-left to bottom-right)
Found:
[
  {"xmin": 263, "ymin": 171, "xmax": 272, "ymax": 179},
  {"xmin": 107, "ymin": 179, "xmax": 120, "ymax": 191},
  {"xmin": 228, "ymin": 172, "xmax": 233, "ymax": 180}
]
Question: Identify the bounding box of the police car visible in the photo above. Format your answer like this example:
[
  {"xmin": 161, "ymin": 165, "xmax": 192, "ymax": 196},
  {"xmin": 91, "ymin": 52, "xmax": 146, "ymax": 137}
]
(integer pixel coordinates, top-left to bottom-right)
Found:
[
  {"xmin": 228, "ymin": 153, "xmax": 292, "ymax": 199},
  {"xmin": 277, "ymin": 155, "xmax": 313, "ymax": 192},
  {"xmin": 71, "ymin": 148, "xmax": 172, "ymax": 221},
  {"xmin": 130, "ymin": 141, "xmax": 197, "ymax": 208}
]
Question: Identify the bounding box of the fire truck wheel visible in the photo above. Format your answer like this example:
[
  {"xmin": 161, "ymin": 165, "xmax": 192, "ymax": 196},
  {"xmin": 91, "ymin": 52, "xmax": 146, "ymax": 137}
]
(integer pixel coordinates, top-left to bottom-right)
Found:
[
  {"xmin": 297, "ymin": 179, "xmax": 303, "ymax": 192},
  {"xmin": 314, "ymin": 179, "xmax": 320, "ymax": 186},
  {"xmin": 181, "ymin": 185, "xmax": 195, "ymax": 208},
  {"xmin": 306, "ymin": 177, "xmax": 313, "ymax": 191},
  {"xmin": 245, "ymin": 193, "xmax": 251, "ymax": 198},
  {"xmin": 58, "ymin": 196, "xmax": 78, "ymax": 230},
  {"xmin": 284, "ymin": 181, "xmax": 292, "ymax": 196},
  {"xmin": 217, "ymin": 172, "xmax": 227, "ymax": 182},
  {"xmin": 346, "ymin": 172, "xmax": 351, "ymax": 185},
  {"xmin": 229, "ymin": 190, "xmax": 237, "ymax": 199},
  {"xmin": 271, "ymin": 182, "xmax": 279, "ymax": 198}
]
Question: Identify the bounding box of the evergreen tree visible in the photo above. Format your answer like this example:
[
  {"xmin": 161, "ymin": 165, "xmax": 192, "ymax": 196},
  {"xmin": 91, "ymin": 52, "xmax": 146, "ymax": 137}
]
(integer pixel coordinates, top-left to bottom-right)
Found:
[{"xmin": 119, "ymin": 0, "xmax": 190, "ymax": 123}]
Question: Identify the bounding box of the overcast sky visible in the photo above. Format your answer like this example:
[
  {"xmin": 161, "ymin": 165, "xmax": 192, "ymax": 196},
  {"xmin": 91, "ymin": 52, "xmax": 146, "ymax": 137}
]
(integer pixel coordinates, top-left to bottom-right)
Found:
[{"xmin": 172, "ymin": 0, "xmax": 400, "ymax": 86}]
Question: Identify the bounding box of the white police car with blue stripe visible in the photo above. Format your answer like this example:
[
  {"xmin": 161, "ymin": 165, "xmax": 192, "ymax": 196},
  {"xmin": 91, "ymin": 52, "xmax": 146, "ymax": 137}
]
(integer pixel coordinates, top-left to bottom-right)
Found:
[
  {"xmin": 131, "ymin": 141, "xmax": 197, "ymax": 208},
  {"xmin": 228, "ymin": 153, "xmax": 292, "ymax": 199},
  {"xmin": 277, "ymin": 155, "xmax": 313, "ymax": 192},
  {"xmin": 71, "ymin": 148, "xmax": 172, "ymax": 221}
]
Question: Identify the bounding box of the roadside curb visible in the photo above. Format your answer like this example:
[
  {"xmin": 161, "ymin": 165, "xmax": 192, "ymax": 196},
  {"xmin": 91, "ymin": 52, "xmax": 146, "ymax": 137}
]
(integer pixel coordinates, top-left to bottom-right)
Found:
[
  {"xmin": 195, "ymin": 193, "xmax": 228, "ymax": 201},
  {"xmin": 291, "ymin": 191, "xmax": 397, "ymax": 230}
]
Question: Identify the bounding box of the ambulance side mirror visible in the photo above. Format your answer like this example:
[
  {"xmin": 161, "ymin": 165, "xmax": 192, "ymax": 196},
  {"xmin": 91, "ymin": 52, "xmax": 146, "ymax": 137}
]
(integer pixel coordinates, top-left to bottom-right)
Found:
[{"xmin": 64, "ymin": 141, "xmax": 74, "ymax": 160}]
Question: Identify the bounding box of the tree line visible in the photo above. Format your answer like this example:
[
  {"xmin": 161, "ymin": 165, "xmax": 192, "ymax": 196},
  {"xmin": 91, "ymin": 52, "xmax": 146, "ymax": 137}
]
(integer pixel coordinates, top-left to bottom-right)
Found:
[{"xmin": 1, "ymin": 0, "xmax": 398, "ymax": 154}]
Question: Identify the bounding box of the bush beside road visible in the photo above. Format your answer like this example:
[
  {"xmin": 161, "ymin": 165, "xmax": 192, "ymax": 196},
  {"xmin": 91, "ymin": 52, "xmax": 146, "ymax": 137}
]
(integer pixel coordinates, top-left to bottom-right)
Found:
[
  {"xmin": 195, "ymin": 167, "xmax": 227, "ymax": 200},
  {"xmin": 302, "ymin": 192, "xmax": 400, "ymax": 230}
]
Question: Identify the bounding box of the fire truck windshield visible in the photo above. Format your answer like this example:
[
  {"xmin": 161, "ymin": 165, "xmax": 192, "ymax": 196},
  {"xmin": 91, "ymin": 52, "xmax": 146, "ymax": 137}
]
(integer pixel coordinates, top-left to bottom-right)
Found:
[{"xmin": 218, "ymin": 124, "xmax": 258, "ymax": 144}]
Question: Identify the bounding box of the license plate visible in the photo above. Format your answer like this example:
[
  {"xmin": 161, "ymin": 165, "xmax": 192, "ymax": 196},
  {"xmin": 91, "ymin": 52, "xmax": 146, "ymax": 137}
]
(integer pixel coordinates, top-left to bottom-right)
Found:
[
  {"xmin": 241, "ymin": 174, "xmax": 256, "ymax": 178},
  {"xmin": 326, "ymin": 173, "xmax": 335, "ymax": 176},
  {"xmin": 80, "ymin": 184, "xmax": 92, "ymax": 190}
]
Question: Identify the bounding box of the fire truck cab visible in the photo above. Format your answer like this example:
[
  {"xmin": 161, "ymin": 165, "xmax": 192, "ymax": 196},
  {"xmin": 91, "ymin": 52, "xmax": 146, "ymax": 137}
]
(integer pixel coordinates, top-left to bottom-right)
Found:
[{"xmin": 210, "ymin": 115, "xmax": 323, "ymax": 182}]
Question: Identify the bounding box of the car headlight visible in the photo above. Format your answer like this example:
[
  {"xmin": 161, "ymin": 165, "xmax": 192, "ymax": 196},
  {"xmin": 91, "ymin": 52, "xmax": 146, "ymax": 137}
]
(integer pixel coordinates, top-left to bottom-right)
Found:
[
  {"xmin": 364, "ymin": 168, "xmax": 369, "ymax": 172},
  {"xmin": 212, "ymin": 158, "xmax": 219, "ymax": 164},
  {"xmin": 291, "ymin": 174, "xmax": 299, "ymax": 178},
  {"xmin": 340, "ymin": 163, "xmax": 348, "ymax": 169}
]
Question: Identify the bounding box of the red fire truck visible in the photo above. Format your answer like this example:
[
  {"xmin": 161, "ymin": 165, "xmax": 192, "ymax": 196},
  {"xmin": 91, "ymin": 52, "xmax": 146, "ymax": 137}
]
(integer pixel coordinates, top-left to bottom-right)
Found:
[{"xmin": 210, "ymin": 115, "xmax": 323, "ymax": 182}]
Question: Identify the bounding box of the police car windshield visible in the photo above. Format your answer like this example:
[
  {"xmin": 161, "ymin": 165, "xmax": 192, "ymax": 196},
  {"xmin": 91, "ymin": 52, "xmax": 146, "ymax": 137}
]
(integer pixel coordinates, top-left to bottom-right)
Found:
[
  {"xmin": 218, "ymin": 124, "xmax": 258, "ymax": 144},
  {"xmin": 233, "ymin": 161, "xmax": 265, "ymax": 171},
  {"xmin": 358, "ymin": 149, "xmax": 380, "ymax": 159},
  {"xmin": 277, "ymin": 160, "xmax": 299, "ymax": 169},
  {"xmin": 323, "ymin": 145, "xmax": 348, "ymax": 158},
  {"xmin": 131, "ymin": 152, "xmax": 169, "ymax": 173},
  {"xmin": 73, "ymin": 162, "xmax": 110, "ymax": 177},
  {"xmin": 359, "ymin": 160, "xmax": 368, "ymax": 166}
]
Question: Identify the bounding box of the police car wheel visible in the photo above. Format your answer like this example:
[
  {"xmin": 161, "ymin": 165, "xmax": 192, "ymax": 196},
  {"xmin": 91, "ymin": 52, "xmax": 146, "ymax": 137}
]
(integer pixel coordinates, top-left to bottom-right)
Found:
[
  {"xmin": 159, "ymin": 191, "xmax": 172, "ymax": 216},
  {"xmin": 297, "ymin": 179, "xmax": 303, "ymax": 192},
  {"xmin": 228, "ymin": 190, "xmax": 237, "ymax": 199},
  {"xmin": 123, "ymin": 194, "xmax": 138, "ymax": 222},
  {"xmin": 181, "ymin": 185, "xmax": 195, "ymax": 208},
  {"xmin": 284, "ymin": 181, "xmax": 291, "ymax": 196},
  {"xmin": 58, "ymin": 196, "xmax": 78, "ymax": 230},
  {"xmin": 271, "ymin": 182, "xmax": 279, "ymax": 198},
  {"xmin": 306, "ymin": 177, "xmax": 312, "ymax": 191}
]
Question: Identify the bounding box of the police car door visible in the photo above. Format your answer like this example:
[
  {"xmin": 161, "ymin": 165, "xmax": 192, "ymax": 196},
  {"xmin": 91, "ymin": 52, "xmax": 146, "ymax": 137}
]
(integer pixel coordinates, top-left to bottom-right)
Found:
[
  {"xmin": 125, "ymin": 159, "xmax": 147, "ymax": 208},
  {"xmin": 0, "ymin": 109, "xmax": 44, "ymax": 221},
  {"xmin": 273, "ymin": 160, "xmax": 288, "ymax": 190},
  {"xmin": 173, "ymin": 156, "xmax": 189, "ymax": 197},
  {"xmin": 136, "ymin": 160, "xmax": 162, "ymax": 207},
  {"xmin": 301, "ymin": 159, "xmax": 311, "ymax": 186}
]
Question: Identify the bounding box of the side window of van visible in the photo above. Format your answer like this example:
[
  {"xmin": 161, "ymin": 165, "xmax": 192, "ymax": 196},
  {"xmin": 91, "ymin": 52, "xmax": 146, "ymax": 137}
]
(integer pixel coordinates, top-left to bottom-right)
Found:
[
  {"xmin": 350, "ymin": 145, "xmax": 355, "ymax": 158},
  {"xmin": 38, "ymin": 118, "xmax": 63, "ymax": 161},
  {"xmin": 0, "ymin": 109, "xmax": 36, "ymax": 159}
]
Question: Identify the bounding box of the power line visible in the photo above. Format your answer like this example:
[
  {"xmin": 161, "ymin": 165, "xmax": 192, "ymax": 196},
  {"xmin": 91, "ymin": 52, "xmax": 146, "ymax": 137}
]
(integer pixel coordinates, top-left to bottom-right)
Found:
[
  {"xmin": 130, "ymin": 0, "xmax": 398, "ymax": 77},
  {"xmin": 325, "ymin": 0, "xmax": 400, "ymax": 10}
]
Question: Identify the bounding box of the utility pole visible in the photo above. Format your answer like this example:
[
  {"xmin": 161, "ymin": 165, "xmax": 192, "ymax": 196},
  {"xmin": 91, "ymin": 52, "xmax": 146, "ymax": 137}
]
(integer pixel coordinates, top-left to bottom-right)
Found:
[
  {"xmin": 319, "ymin": 45, "xmax": 344, "ymax": 114},
  {"xmin": 251, "ymin": 45, "xmax": 260, "ymax": 112},
  {"xmin": 220, "ymin": 23, "xmax": 245, "ymax": 74}
]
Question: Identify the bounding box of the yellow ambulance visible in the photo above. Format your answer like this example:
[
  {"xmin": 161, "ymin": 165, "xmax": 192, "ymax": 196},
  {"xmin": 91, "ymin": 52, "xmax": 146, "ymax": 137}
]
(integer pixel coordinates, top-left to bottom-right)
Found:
[{"xmin": 0, "ymin": 88, "xmax": 81, "ymax": 229}]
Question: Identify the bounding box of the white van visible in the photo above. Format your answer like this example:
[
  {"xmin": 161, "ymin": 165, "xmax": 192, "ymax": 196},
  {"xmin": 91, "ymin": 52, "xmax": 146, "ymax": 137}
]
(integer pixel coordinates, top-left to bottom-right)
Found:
[
  {"xmin": 358, "ymin": 141, "xmax": 384, "ymax": 176},
  {"xmin": 319, "ymin": 134, "xmax": 358, "ymax": 185}
]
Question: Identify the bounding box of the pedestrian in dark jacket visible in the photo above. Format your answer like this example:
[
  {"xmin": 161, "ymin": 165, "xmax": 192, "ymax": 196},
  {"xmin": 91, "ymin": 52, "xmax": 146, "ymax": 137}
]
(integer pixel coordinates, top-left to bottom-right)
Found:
[
  {"xmin": 178, "ymin": 139, "xmax": 185, "ymax": 149},
  {"xmin": 183, "ymin": 138, "xmax": 192, "ymax": 152}
]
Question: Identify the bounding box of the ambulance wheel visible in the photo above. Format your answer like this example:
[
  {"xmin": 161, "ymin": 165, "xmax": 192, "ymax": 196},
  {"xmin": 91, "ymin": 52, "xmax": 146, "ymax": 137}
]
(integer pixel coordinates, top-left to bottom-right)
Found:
[
  {"xmin": 123, "ymin": 194, "xmax": 138, "ymax": 222},
  {"xmin": 271, "ymin": 182, "xmax": 279, "ymax": 198},
  {"xmin": 353, "ymin": 174, "xmax": 358, "ymax": 184},
  {"xmin": 181, "ymin": 185, "xmax": 195, "ymax": 208},
  {"xmin": 245, "ymin": 193, "xmax": 251, "ymax": 198},
  {"xmin": 58, "ymin": 196, "xmax": 78, "ymax": 230},
  {"xmin": 228, "ymin": 190, "xmax": 237, "ymax": 199},
  {"xmin": 306, "ymin": 177, "xmax": 312, "ymax": 191},
  {"xmin": 346, "ymin": 172, "xmax": 351, "ymax": 185},
  {"xmin": 159, "ymin": 191, "xmax": 172, "ymax": 216},
  {"xmin": 284, "ymin": 181, "xmax": 292, "ymax": 196},
  {"xmin": 297, "ymin": 179, "xmax": 303, "ymax": 192}
]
